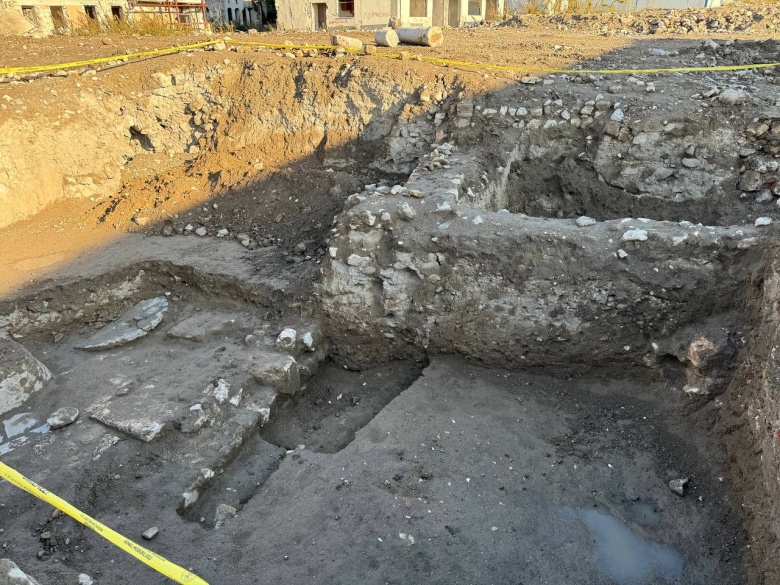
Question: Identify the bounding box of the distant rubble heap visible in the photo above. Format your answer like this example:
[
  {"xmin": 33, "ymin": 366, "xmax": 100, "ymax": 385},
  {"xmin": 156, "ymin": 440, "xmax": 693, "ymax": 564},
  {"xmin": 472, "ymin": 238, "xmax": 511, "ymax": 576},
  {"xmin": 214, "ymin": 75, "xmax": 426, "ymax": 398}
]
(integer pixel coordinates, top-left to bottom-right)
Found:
[{"xmin": 500, "ymin": 3, "xmax": 780, "ymax": 36}]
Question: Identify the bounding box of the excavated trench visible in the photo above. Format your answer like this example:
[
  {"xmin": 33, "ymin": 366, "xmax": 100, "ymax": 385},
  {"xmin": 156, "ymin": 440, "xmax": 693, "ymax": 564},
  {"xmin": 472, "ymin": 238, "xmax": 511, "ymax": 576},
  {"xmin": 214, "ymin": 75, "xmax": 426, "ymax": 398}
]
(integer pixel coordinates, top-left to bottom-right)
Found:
[{"xmin": 1, "ymin": 45, "xmax": 780, "ymax": 584}]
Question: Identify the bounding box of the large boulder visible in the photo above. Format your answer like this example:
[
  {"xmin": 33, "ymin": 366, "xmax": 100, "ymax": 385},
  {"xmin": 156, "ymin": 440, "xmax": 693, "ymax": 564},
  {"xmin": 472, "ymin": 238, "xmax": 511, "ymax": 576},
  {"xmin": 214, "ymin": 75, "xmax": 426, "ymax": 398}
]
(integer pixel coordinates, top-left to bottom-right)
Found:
[{"xmin": 0, "ymin": 339, "xmax": 51, "ymax": 416}]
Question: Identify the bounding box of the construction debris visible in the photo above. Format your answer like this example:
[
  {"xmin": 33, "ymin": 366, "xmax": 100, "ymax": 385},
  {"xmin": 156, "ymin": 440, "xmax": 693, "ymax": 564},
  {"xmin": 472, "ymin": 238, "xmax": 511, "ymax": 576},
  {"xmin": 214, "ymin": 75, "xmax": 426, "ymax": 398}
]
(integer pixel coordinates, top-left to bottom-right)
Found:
[
  {"xmin": 396, "ymin": 26, "xmax": 444, "ymax": 48},
  {"xmin": 375, "ymin": 27, "xmax": 399, "ymax": 48},
  {"xmin": 330, "ymin": 35, "xmax": 363, "ymax": 51}
]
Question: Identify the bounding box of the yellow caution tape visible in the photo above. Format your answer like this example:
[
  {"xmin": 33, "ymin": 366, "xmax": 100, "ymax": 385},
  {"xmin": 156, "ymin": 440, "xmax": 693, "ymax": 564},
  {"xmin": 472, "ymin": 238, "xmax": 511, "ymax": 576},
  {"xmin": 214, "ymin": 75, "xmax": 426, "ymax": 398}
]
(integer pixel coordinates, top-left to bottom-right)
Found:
[
  {"xmin": 398, "ymin": 54, "xmax": 780, "ymax": 75},
  {"xmin": 0, "ymin": 461, "xmax": 209, "ymax": 585},
  {"xmin": 1, "ymin": 36, "xmax": 778, "ymax": 77},
  {"xmin": 0, "ymin": 40, "xmax": 220, "ymax": 75},
  {"xmin": 228, "ymin": 40, "xmax": 353, "ymax": 51},
  {"xmin": 226, "ymin": 39, "xmax": 780, "ymax": 75}
]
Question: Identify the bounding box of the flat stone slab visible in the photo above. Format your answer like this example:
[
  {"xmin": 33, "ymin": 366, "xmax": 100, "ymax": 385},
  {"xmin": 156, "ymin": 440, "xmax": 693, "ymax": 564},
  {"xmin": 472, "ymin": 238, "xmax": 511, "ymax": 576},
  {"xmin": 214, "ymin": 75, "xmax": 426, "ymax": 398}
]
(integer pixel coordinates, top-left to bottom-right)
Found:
[
  {"xmin": 0, "ymin": 339, "xmax": 51, "ymax": 416},
  {"xmin": 167, "ymin": 312, "xmax": 240, "ymax": 342},
  {"xmin": 0, "ymin": 559, "xmax": 41, "ymax": 585},
  {"xmin": 75, "ymin": 297, "xmax": 168, "ymax": 351},
  {"xmin": 91, "ymin": 391, "xmax": 179, "ymax": 442}
]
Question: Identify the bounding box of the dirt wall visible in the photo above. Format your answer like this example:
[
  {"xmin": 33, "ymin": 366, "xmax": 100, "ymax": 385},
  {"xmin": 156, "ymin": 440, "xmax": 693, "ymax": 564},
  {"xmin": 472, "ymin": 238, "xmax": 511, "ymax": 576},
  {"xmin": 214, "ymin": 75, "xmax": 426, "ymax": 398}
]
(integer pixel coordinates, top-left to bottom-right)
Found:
[{"xmin": 0, "ymin": 56, "xmax": 432, "ymax": 229}]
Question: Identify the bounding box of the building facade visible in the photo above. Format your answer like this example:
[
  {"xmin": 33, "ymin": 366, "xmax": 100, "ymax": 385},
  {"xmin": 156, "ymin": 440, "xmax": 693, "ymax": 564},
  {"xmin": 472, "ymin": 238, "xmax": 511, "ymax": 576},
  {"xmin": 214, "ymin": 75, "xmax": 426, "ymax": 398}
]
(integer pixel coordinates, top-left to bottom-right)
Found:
[
  {"xmin": 277, "ymin": 0, "xmax": 503, "ymax": 31},
  {"xmin": 2, "ymin": 0, "xmax": 207, "ymax": 33},
  {"xmin": 2, "ymin": 0, "xmax": 130, "ymax": 32},
  {"xmin": 205, "ymin": 0, "xmax": 263, "ymax": 27}
]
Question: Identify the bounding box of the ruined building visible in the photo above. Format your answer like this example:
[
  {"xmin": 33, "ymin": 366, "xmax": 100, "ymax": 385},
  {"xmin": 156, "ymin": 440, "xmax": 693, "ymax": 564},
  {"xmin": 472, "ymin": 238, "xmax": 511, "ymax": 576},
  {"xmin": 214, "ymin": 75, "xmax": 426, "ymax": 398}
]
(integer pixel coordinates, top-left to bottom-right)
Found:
[
  {"xmin": 1, "ymin": 0, "xmax": 131, "ymax": 32},
  {"xmin": 1, "ymin": 0, "xmax": 207, "ymax": 33},
  {"xmin": 276, "ymin": 0, "xmax": 504, "ymax": 31}
]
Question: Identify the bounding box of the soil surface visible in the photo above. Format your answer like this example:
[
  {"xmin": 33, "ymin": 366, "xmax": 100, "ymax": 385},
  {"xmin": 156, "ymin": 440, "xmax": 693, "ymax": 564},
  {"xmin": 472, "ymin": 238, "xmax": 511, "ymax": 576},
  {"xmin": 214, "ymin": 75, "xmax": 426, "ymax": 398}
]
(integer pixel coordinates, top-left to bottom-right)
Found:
[{"xmin": 0, "ymin": 353, "xmax": 749, "ymax": 585}]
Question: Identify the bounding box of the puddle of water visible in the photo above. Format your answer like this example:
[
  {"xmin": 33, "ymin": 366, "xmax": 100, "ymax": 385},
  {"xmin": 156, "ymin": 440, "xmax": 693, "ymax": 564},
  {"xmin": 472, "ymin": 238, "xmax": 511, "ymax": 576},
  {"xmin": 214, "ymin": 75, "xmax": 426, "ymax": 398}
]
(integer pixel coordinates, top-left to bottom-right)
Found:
[
  {"xmin": 631, "ymin": 500, "xmax": 662, "ymax": 528},
  {"xmin": 3, "ymin": 413, "xmax": 39, "ymax": 438},
  {"xmin": 562, "ymin": 507, "xmax": 684, "ymax": 584}
]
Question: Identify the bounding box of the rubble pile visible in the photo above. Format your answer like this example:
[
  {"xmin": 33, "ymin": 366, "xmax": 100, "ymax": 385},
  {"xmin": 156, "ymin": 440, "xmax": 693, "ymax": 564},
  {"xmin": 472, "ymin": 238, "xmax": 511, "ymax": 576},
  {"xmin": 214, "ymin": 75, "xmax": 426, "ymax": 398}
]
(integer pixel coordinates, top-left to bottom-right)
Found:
[{"xmin": 501, "ymin": 3, "xmax": 780, "ymax": 36}]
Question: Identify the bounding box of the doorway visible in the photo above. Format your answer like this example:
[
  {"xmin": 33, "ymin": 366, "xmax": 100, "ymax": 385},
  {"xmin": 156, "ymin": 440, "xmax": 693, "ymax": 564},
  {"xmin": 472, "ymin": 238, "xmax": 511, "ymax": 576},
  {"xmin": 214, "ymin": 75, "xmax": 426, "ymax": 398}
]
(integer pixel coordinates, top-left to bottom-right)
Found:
[
  {"xmin": 313, "ymin": 2, "xmax": 327, "ymax": 30},
  {"xmin": 50, "ymin": 6, "xmax": 67, "ymax": 28},
  {"xmin": 448, "ymin": 0, "xmax": 459, "ymax": 26},
  {"xmin": 21, "ymin": 6, "xmax": 38, "ymax": 25},
  {"xmin": 486, "ymin": 0, "xmax": 499, "ymax": 20}
]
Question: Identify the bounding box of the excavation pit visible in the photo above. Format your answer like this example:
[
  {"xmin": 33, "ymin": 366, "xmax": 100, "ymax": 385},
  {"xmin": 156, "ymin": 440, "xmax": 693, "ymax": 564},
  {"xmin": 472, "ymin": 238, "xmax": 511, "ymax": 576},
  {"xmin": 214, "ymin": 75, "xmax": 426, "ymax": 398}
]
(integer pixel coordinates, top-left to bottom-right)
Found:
[{"xmin": 1, "ymin": 34, "xmax": 780, "ymax": 585}]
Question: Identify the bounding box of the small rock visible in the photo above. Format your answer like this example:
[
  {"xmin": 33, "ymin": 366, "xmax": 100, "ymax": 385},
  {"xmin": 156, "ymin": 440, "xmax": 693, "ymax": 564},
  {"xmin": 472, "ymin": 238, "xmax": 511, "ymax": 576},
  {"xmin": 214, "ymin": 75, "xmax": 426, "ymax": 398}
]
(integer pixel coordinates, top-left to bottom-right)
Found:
[
  {"xmin": 617, "ymin": 249, "xmax": 628, "ymax": 259},
  {"xmin": 142, "ymin": 527, "xmax": 159, "ymax": 540},
  {"xmin": 132, "ymin": 216, "xmax": 150, "ymax": 227},
  {"xmin": 756, "ymin": 189, "xmax": 773, "ymax": 203},
  {"xmin": 47, "ymin": 407, "xmax": 79, "ymax": 430},
  {"xmin": 755, "ymin": 217, "xmax": 773, "ymax": 227},
  {"xmin": 277, "ymin": 328, "xmax": 297, "ymax": 350},
  {"xmin": 294, "ymin": 242, "xmax": 307, "ymax": 255},
  {"xmin": 610, "ymin": 109, "xmax": 624, "ymax": 122},
  {"xmin": 236, "ymin": 233, "xmax": 251, "ymax": 247},
  {"xmin": 195, "ymin": 227, "xmax": 208, "ymax": 237},
  {"xmin": 214, "ymin": 504, "xmax": 237, "ymax": 528},
  {"xmin": 718, "ymin": 88, "xmax": 748, "ymax": 106},
  {"xmin": 78, "ymin": 574, "xmax": 94, "ymax": 585},
  {"xmin": 739, "ymin": 170, "xmax": 762, "ymax": 192},
  {"xmin": 576, "ymin": 216, "xmax": 596, "ymax": 227},
  {"xmin": 216, "ymin": 228, "xmax": 229, "ymax": 238},
  {"xmin": 161, "ymin": 225, "xmax": 174, "ymax": 237},
  {"xmin": 399, "ymin": 202, "xmax": 416, "ymax": 220},
  {"xmin": 668, "ymin": 477, "xmax": 688, "ymax": 496},
  {"xmin": 622, "ymin": 229, "xmax": 648, "ymax": 242},
  {"xmin": 681, "ymin": 158, "xmax": 701, "ymax": 169},
  {"xmin": 683, "ymin": 384, "xmax": 706, "ymax": 396},
  {"xmin": 302, "ymin": 331, "xmax": 315, "ymax": 351},
  {"xmin": 648, "ymin": 48, "xmax": 670, "ymax": 56}
]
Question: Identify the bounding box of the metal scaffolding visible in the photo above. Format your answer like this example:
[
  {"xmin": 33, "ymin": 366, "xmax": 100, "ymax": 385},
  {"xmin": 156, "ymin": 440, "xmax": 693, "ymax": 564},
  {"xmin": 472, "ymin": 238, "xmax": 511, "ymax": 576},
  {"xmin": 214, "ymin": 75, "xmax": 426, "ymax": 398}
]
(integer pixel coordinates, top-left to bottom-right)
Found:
[{"xmin": 130, "ymin": 0, "xmax": 209, "ymax": 28}]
